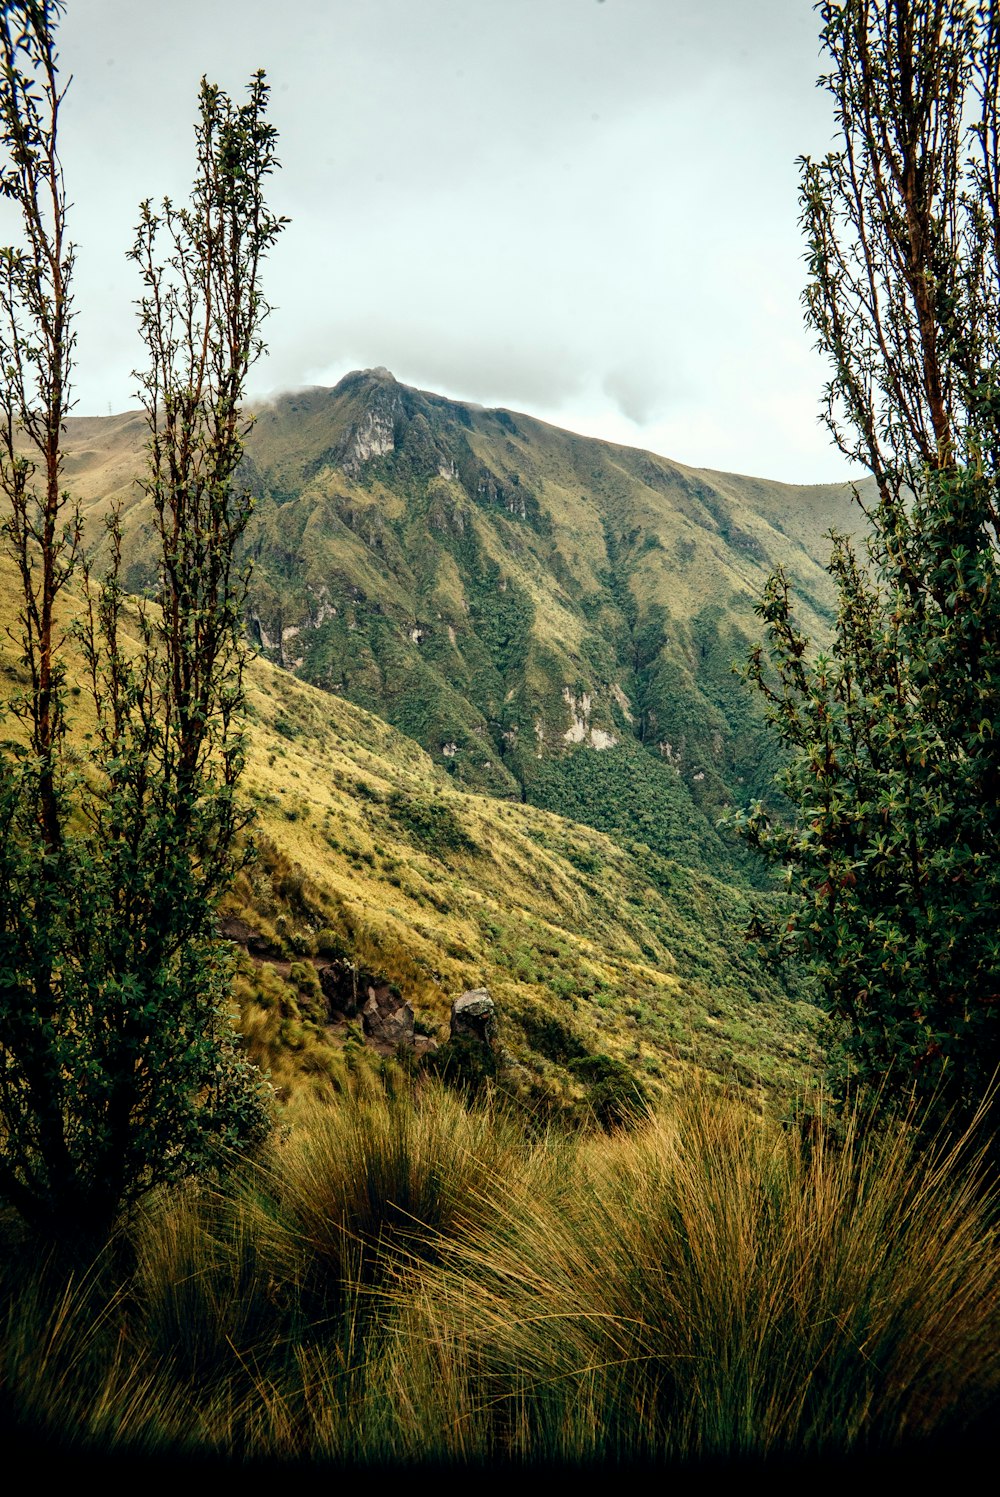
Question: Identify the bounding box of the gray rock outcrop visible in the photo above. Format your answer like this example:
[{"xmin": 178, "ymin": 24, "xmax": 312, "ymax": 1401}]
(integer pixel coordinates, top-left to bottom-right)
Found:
[{"xmin": 450, "ymin": 989, "xmax": 497, "ymax": 1047}]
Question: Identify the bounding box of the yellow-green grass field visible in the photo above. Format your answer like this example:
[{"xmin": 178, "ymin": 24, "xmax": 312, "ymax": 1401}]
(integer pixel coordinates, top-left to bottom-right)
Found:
[{"xmin": 1, "ymin": 1075, "xmax": 997, "ymax": 1469}]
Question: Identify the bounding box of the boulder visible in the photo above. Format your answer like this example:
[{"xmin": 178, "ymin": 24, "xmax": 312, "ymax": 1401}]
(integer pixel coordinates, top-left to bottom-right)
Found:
[
  {"xmin": 450, "ymin": 989, "xmax": 497, "ymax": 1047},
  {"xmin": 362, "ymin": 983, "xmax": 415, "ymax": 1049},
  {"xmin": 318, "ymin": 958, "xmax": 363, "ymax": 1019},
  {"xmin": 318, "ymin": 959, "xmax": 416, "ymax": 1049}
]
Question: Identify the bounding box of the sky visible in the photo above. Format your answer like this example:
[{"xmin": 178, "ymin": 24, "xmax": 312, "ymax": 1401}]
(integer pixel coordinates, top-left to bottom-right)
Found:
[{"xmin": 16, "ymin": 0, "xmax": 857, "ymax": 484}]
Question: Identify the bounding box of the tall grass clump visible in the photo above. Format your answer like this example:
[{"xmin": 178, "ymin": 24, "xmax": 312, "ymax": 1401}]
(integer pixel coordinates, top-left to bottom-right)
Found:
[
  {"xmin": 0, "ymin": 1077, "xmax": 538, "ymax": 1464},
  {"xmin": 0, "ymin": 1082, "xmax": 998, "ymax": 1467},
  {"xmin": 279, "ymin": 1072, "xmax": 523, "ymax": 1285},
  {"xmin": 401, "ymin": 1089, "xmax": 1000, "ymax": 1465}
]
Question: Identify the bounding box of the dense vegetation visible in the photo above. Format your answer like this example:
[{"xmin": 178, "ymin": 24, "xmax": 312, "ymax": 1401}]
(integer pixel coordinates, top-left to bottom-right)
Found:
[
  {"xmin": 737, "ymin": 0, "xmax": 1000, "ymax": 1128},
  {"xmin": 0, "ymin": 6, "xmax": 283, "ymax": 1236}
]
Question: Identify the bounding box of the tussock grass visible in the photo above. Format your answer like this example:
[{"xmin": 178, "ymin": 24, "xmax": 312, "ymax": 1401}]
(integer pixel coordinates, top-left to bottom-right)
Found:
[
  {"xmin": 407, "ymin": 1091, "xmax": 1000, "ymax": 1463},
  {"xmin": 0, "ymin": 1084, "xmax": 997, "ymax": 1467},
  {"xmin": 280, "ymin": 1074, "xmax": 525, "ymax": 1283}
]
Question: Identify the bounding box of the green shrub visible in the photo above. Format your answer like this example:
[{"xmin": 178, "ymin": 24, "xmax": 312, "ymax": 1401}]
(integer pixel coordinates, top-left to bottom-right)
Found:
[
  {"xmin": 567, "ymin": 1053, "xmax": 649, "ymax": 1130},
  {"xmin": 519, "ymin": 1007, "xmax": 588, "ymax": 1065},
  {"xmin": 386, "ymin": 789, "xmax": 479, "ymax": 855}
]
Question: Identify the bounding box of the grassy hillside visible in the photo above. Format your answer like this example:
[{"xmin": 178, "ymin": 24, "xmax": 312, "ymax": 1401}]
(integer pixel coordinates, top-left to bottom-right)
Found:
[{"xmin": 0, "ymin": 553, "xmax": 817, "ymax": 1111}]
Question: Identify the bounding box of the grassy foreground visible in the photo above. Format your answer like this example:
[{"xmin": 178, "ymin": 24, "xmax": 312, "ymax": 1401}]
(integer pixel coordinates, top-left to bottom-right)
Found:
[{"xmin": 1, "ymin": 1074, "xmax": 997, "ymax": 1470}]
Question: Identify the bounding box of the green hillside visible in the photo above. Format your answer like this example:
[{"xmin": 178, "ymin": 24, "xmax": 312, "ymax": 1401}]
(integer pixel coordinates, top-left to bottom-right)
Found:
[
  {"xmin": 58, "ymin": 368, "xmax": 863, "ymax": 884},
  {"xmin": 0, "ymin": 551, "xmax": 817, "ymax": 1112},
  {"xmin": 15, "ymin": 376, "xmax": 871, "ymax": 1109}
]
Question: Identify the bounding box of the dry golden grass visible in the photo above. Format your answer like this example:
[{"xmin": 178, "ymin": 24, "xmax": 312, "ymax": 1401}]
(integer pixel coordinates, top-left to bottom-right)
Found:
[
  {"xmin": 1, "ymin": 1083, "xmax": 997, "ymax": 1467},
  {"xmin": 405, "ymin": 1090, "xmax": 1000, "ymax": 1461}
]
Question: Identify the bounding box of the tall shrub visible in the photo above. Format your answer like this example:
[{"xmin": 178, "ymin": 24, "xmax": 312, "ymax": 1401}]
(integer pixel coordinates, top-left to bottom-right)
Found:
[
  {"xmin": 735, "ymin": 1, "xmax": 1000, "ymax": 1124},
  {"xmin": 0, "ymin": 1, "xmax": 285, "ymax": 1236}
]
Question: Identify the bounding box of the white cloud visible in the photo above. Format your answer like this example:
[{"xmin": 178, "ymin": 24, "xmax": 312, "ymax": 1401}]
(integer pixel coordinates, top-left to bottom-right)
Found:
[{"xmin": 0, "ymin": 0, "xmax": 851, "ymax": 482}]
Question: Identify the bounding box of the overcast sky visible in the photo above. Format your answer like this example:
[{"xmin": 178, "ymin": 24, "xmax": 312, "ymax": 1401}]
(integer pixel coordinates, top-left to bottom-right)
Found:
[{"xmin": 23, "ymin": 0, "xmax": 855, "ymax": 483}]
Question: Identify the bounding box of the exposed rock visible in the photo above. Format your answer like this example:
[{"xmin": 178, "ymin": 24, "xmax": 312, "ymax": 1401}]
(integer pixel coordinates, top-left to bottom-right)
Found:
[
  {"xmin": 218, "ymin": 914, "xmax": 258, "ymax": 945},
  {"xmin": 340, "ymin": 398, "xmax": 398, "ymax": 477},
  {"xmin": 562, "ymin": 686, "xmax": 592, "ymax": 744},
  {"xmin": 466, "ymin": 463, "xmax": 531, "ymax": 520},
  {"xmin": 450, "ymin": 989, "xmax": 498, "ymax": 1047},
  {"xmin": 218, "ymin": 914, "xmax": 280, "ymax": 958},
  {"xmin": 362, "ymin": 983, "xmax": 415, "ymax": 1049},
  {"xmin": 314, "ymin": 959, "xmax": 426, "ymax": 1051},
  {"xmin": 318, "ymin": 958, "xmax": 364, "ymax": 1018},
  {"xmin": 318, "ymin": 958, "xmax": 415, "ymax": 1047},
  {"xmin": 249, "ymin": 612, "xmax": 276, "ymax": 651},
  {"xmin": 561, "ymin": 687, "xmax": 619, "ymax": 751}
]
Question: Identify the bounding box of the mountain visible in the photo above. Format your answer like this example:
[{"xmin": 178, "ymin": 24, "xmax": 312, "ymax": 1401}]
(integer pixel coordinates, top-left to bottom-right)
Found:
[
  {"xmin": 60, "ymin": 368, "xmax": 863, "ymax": 884},
  {"xmin": 24, "ymin": 372, "xmax": 870, "ymax": 1105}
]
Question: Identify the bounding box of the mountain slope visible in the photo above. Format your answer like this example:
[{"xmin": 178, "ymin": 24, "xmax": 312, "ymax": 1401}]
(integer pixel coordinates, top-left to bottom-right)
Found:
[
  {"xmin": 60, "ymin": 369, "xmax": 863, "ymax": 882},
  {"xmin": 0, "ymin": 554, "xmax": 818, "ymax": 1108}
]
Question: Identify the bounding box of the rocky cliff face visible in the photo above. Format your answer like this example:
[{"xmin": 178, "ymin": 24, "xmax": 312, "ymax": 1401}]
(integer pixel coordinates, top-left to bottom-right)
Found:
[{"xmin": 335, "ymin": 369, "xmax": 403, "ymax": 475}]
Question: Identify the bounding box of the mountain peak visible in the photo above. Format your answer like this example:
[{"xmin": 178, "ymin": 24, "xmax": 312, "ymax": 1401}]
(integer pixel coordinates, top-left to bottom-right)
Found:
[{"xmin": 335, "ymin": 365, "xmax": 398, "ymax": 391}]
